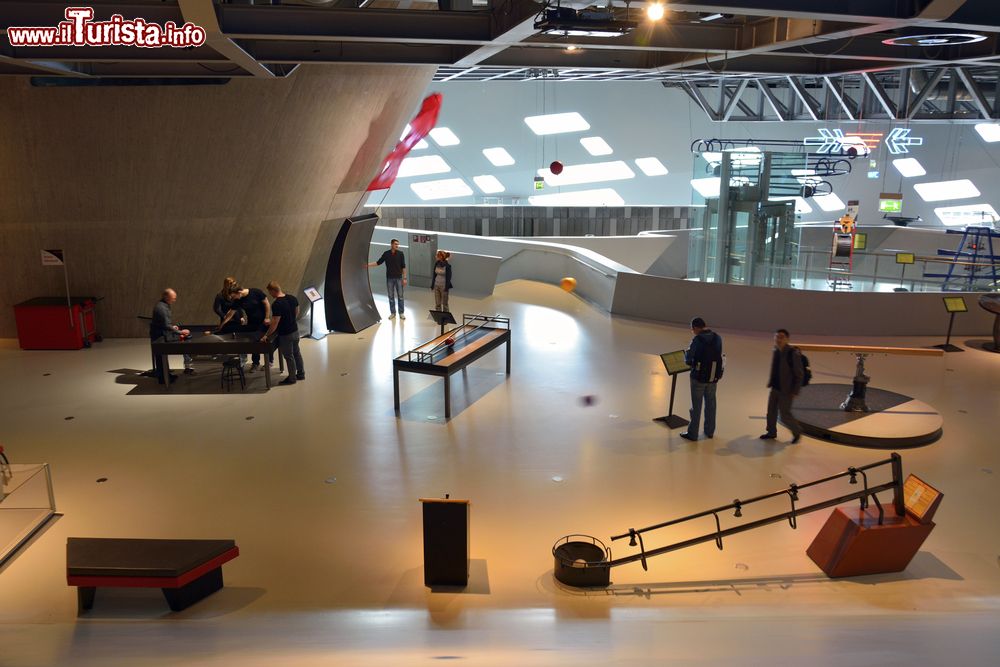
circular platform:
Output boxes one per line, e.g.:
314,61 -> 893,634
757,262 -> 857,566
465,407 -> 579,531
790,383 -> 943,449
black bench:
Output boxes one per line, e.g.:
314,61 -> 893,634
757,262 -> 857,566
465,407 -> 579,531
67,537 -> 240,613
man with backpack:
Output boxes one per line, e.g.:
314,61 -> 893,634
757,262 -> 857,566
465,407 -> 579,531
681,317 -> 723,442
761,328 -> 805,444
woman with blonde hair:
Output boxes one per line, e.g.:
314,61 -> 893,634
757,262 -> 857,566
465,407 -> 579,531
432,251 -> 453,312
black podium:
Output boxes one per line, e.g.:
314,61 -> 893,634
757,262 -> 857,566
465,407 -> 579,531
429,310 -> 457,336
420,497 -> 469,588
653,350 -> 691,429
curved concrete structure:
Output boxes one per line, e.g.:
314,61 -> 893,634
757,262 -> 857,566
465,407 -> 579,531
0,65 -> 435,337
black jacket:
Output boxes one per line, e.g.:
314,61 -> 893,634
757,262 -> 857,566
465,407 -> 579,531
432,260 -> 453,291
685,329 -> 723,383
149,300 -> 176,341
768,345 -> 804,395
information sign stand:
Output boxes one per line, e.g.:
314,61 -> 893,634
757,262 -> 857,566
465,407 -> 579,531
653,350 -> 691,429
933,296 -> 967,352
429,310 -> 457,336
303,287 -> 325,340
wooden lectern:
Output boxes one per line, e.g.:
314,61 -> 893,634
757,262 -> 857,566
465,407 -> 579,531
807,474 -> 942,578
419,497 -> 469,587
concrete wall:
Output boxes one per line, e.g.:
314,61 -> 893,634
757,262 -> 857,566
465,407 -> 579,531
611,272 -> 994,337
0,64 -> 435,338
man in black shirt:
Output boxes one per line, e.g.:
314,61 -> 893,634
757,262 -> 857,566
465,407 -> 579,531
219,286 -> 273,370
149,288 -> 190,384
261,281 -> 304,385
761,328 -> 804,444
366,238 -> 407,320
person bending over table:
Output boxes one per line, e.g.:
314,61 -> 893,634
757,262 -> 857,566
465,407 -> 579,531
261,281 -> 304,386
150,288 -> 190,384
218,286 -> 273,371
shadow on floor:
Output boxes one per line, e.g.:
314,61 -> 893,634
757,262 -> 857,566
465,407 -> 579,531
714,434 -> 793,458
71,586 -> 267,620
109,367 -> 272,395
963,338 -> 1000,353
394,368 -> 508,423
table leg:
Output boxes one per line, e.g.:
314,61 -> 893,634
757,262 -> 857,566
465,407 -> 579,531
393,369 -> 400,412
162,354 -> 171,392
264,360 -> 272,389
77,586 -> 96,614
506,339 -> 511,374
444,374 -> 451,420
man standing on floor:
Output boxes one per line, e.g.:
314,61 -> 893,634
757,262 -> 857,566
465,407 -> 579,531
761,328 -> 804,444
149,288 -> 190,384
366,238 -> 407,320
680,317 -> 723,442
261,282 -> 304,386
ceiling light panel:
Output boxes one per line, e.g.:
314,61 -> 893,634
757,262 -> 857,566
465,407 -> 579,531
974,123 -> 1000,143
934,203 -> 999,226
409,178 -> 472,201
429,127 -> 460,146
396,155 -> 451,178
635,157 -> 669,176
472,175 -> 505,194
482,147 -> 515,167
892,158 -> 926,178
537,160 -> 635,186
580,136 -> 613,156
523,112 -> 590,136
528,188 -> 625,206
914,179 -> 980,202
812,193 -> 845,212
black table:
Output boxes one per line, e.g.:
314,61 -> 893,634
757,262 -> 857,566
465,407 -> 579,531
393,315 -> 511,419
151,324 -> 276,390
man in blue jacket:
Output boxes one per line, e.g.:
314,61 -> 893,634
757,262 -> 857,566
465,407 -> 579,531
681,317 -> 723,441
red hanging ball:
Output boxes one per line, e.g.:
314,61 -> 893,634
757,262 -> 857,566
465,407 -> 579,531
549,160 -> 564,175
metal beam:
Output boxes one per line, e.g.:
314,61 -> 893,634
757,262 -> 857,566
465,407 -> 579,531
756,79 -> 788,120
179,0 -> 273,78
906,67 -> 947,118
823,75 -> 856,120
786,76 -> 820,120
722,79 -> 750,121
861,71 -> 898,118
680,82 -> 721,121
954,66 -> 994,119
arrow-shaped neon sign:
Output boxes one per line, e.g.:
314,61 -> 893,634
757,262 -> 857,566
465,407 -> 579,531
803,128 -> 871,156
885,128 -> 924,155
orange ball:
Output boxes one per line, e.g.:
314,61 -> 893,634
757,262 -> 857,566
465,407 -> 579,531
560,276 -> 577,292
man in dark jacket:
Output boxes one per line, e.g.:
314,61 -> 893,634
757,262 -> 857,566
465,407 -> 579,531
366,238 -> 407,320
761,328 -> 804,443
681,317 -> 723,441
149,288 -> 190,384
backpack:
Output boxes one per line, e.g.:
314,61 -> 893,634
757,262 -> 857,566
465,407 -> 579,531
692,332 -> 724,383
790,347 -> 812,387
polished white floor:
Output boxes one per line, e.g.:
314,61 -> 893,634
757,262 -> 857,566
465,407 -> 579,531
1,280 -> 998,666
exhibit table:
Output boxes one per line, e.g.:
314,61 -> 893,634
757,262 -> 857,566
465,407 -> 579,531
979,294 -> 1000,352
151,325 -> 277,391
393,314 -> 511,419
0,463 -> 57,567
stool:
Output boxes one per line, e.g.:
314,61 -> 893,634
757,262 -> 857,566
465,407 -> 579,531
221,357 -> 246,391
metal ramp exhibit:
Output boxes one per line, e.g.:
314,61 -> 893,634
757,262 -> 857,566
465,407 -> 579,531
552,454 -> 907,588
923,226 -> 1000,291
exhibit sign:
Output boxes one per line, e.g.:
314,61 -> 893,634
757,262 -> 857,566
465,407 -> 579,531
659,350 -> 690,376
853,233 -> 867,250
303,287 -> 322,303
895,252 -> 915,265
943,296 -> 968,313
40,249 -> 64,266
903,474 -> 943,523
879,193 -> 903,213
846,200 -> 861,219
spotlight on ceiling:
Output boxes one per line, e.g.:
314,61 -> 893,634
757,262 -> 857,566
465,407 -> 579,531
882,33 -> 987,47
647,3 -> 665,21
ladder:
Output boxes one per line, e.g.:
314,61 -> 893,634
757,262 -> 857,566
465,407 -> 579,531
923,226 -> 1000,291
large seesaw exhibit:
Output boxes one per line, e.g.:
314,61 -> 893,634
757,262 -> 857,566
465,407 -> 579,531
552,453 -> 942,588
793,344 -> 945,448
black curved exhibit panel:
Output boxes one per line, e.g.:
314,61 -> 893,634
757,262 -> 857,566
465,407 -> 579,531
324,213 -> 380,333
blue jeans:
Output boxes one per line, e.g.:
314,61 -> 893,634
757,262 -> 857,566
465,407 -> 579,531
387,278 -> 404,315
687,379 -> 717,437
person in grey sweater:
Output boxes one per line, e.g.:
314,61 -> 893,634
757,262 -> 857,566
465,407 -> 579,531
760,328 -> 804,444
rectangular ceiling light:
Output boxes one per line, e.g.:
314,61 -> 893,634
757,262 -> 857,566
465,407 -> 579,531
934,203 -> 999,226
537,160 -> 635,186
399,124 -> 428,149
914,179 -> 980,202
690,177 -> 721,198
409,178 -> 472,201
472,175 -> 505,194
523,112 -> 590,136
528,188 -> 624,206
974,123 -> 1000,143
892,158 -> 926,178
482,147 -> 515,167
580,136 -> 613,156
429,127 -> 460,146
396,155 -> 451,178
634,157 -> 669,176
812,193 -> 846,212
